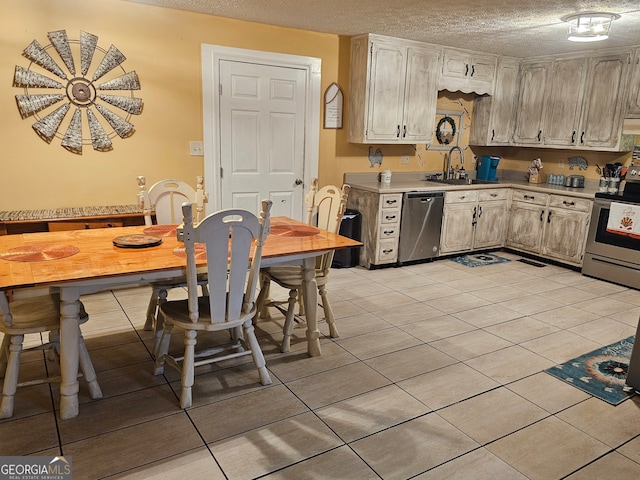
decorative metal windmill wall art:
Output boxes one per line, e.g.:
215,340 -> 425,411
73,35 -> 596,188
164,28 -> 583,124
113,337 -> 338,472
13,30 -> 143,154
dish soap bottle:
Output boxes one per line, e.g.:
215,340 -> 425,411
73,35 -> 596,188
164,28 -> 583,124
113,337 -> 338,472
459,166 -> 466,180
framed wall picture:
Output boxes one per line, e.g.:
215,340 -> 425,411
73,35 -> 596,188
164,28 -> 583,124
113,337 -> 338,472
324,82 -> 343,129
431,109 -> 463,150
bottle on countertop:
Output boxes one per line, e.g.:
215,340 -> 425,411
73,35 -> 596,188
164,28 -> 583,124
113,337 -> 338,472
458,166 -> 466,179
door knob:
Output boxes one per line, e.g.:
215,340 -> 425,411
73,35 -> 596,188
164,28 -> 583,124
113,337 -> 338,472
295,179 -> 303,185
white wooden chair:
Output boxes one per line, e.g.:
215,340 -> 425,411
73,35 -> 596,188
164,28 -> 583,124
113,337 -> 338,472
153,200 -> 273,409
136,176 -> 209,354
0,291 -> 102,418
255,179 -> 350,352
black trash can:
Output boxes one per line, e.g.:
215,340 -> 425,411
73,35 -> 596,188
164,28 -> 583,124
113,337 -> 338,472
331,209 -> 361,268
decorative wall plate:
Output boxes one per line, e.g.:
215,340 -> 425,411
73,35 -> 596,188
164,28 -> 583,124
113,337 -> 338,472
13,30 -> 143,154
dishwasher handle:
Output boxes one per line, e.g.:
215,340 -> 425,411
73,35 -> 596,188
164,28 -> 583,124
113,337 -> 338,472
403,191 -> 444,200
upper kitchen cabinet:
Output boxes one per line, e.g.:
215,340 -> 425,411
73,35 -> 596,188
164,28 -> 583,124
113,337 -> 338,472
626,47 -> 640,117
348,34 -> 440,144
512,61 -> 551,145
543,52 -> 632,150
511,50 -> 634,151
469,57 -> 520,146
438,48 -> 497,95
541,57 -> 589,147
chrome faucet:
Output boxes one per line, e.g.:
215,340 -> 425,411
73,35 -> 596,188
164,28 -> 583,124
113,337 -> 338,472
445,146 -> 464,179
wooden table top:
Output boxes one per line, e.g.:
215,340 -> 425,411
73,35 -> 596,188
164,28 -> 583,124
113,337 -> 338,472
0,216 -> 362,291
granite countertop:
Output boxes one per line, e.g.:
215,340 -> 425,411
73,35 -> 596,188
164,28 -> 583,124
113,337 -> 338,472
344,171 -> 601,199
0,205 -> 144,222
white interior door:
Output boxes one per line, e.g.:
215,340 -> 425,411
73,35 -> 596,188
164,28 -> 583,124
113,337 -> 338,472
201,45 -> 321,221
219,60 -> 305,217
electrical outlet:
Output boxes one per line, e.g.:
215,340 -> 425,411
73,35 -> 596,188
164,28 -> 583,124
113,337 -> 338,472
558,159 -> 564,168
189,141 -> 204,156
401,155 -> 410,165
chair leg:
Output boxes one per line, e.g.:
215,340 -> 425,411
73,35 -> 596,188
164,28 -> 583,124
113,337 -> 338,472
153,323 -> 174,376
78,335 -> 103,400
281,288 -> 299,353
152,309 -> 165,359
143,286 -> 161,331
0,334 -> 24,419
180,329 -> 197,409
0,334 -> 9,378
47,330 -> 61,362
256,275 -> 272,320
243,320 -> 272,386
318,284 -> 339,338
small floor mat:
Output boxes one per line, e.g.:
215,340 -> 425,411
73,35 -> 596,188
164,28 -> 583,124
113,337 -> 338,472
517,258 -> 547,267
545,336 -> 636,405
450,253 -> 511,268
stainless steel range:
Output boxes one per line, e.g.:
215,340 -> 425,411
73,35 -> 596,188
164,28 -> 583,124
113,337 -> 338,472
582,165 -> 640,289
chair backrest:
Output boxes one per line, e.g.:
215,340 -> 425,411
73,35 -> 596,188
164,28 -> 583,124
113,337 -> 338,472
304,178 -> 351,272
137,176 -> 208,226
180,200 -> 272,324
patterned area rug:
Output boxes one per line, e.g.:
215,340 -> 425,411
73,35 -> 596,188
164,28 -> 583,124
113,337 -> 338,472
545,336 -> 636,405
450,253 -> 511,268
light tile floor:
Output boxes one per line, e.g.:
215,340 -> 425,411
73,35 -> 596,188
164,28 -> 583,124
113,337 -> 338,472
2,251 -> 640,479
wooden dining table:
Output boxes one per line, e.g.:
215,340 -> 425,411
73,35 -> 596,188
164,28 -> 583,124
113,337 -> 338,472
0,216 -> 361,419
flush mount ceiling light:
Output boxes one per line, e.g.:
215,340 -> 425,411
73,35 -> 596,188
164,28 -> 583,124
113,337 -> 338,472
562,12 -> 620,42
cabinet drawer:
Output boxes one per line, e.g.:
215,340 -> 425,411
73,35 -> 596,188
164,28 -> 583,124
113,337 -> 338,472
380,194 -> 402,209
376,239 -> 398,262
378,225 -> 399,240
445,190 -> 478,204
379,209 -> 400,225
548,195 -> 592,212
511,190 -> 548,206
478,189 -> 509,202
48,220 -> 124,231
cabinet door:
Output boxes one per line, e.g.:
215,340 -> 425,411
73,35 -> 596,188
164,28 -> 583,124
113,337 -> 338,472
470,58 -> 519,146
440,203 -> 475,254
474,200 -> 507,249
513,62 -> 550,145
627,49 -> 640,118
366,42 -> 406,141
439,49 -> 496,95
579,52 -> 631,148
402,47 -> 440,142
542,57 -> 588,146
541,208 -> 589,264
506,202 -> 545,253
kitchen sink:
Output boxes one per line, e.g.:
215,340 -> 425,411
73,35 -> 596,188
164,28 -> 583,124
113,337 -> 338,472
427,178 -> 499,186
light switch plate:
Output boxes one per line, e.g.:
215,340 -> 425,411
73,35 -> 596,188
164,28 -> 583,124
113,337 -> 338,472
401,155 -> 410,164
189,141 -> 204,156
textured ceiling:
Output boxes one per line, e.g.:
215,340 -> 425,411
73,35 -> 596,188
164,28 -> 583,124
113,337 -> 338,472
124,0 -> 640,57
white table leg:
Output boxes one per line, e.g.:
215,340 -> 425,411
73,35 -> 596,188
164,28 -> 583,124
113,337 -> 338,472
301,257 -> 321,356
59,286 -> 81,419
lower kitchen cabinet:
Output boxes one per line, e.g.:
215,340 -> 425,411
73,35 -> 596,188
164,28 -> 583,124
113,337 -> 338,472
440,190 -> 478,254
506,189 -> 592,266
347,188 -> 402,268
474,189 -> 509,249
506,190 -> 548,252
440,188 -> 507,255
541,195 -> 592,265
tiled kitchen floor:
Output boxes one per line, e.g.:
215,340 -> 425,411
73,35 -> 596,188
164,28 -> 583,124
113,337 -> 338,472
2,250 -> 640,479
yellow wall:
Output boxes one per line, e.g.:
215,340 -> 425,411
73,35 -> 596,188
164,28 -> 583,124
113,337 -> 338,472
1,0 -> 346,210
1,0 -> 635,211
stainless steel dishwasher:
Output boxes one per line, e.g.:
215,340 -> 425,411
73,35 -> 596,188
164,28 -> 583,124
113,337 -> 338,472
398,191 -> 444,264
